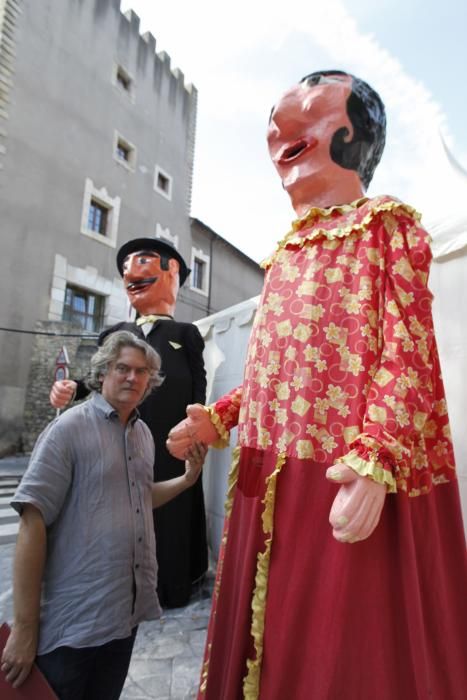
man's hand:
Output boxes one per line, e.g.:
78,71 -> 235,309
167,404 -> 219,460
326,464 -> 386,543
184,442 -> 208,487
0,622 -> 38,688
49,379 -> 77,409
151,441 -> 208,508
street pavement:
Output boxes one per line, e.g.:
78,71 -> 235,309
0,455 -> 214,699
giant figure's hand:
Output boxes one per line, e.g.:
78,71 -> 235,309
0,622 -> 38,688
167,404 -> 219,460
326,464 -> 386,543
49,380 -> 77,409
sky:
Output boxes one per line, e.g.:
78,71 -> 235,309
121,0 -> 467,263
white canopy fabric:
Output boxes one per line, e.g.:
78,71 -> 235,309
429,223 -> 467,528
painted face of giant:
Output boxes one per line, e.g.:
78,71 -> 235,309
123,250 -> 180,316
267,74 -> 363,214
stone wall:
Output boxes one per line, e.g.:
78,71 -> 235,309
22,321 -> 99,452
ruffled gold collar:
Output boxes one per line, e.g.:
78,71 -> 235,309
261,195 -> 420,269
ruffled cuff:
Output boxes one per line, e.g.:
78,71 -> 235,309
206,405 -> 230,449
342,442 -> 397,493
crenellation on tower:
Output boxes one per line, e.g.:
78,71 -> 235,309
141,30 -> 156,52
157,50 -> 171,71
136,33 -> 150,73
111,6 -> 196,103
123,8 -> 140,33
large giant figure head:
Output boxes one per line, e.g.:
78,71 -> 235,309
116,238 -> 190,317
267,70 -> 386,214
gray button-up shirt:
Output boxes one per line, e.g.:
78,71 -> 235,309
12,392 -> 161,654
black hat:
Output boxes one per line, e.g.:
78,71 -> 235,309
116,238 -> 190,286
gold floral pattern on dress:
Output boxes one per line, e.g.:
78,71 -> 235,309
208,197 -> 456,496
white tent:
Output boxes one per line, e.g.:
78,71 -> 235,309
429,191 -> 467,524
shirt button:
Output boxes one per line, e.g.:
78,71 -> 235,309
138,537 -> 142,543
135,564 -> 140,569
136,508 -> 140,513
129,456 -> 132,461
131,482 -> 135,487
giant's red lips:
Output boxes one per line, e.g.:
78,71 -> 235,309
277,137 -> 318,165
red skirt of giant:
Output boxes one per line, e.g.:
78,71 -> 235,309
198,447 -> 467,700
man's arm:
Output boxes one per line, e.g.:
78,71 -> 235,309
152,442 -> 207,508
0,504 -> 46,688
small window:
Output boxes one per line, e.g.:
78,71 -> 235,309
192,258 -> 205,290
154,165 -> 173,200
157,172 -> 169,192
112,64 -> 135,102
63,285 -> 104,332
87,199 -> 108,236
80,178 -> 121,248
113,132 -> 136,171
117,141 -> 130,162
190,247 -> 210,296
116,66 -> 131,92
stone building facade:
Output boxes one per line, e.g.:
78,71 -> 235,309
0,0 -> 263,453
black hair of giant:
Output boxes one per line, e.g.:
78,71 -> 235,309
300,70 -> 386,189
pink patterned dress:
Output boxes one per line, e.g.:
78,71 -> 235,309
199,196 -> 466,700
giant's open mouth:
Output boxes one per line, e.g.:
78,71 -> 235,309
126,276 -> 158,292
278,138 -> 316,164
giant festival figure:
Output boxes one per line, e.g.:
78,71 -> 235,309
167,71 -> 467,698
50,239 -> 208,608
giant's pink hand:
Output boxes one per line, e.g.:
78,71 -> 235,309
49,380 -> 77,409
166,404 -> 219,460
326,464 -> 386,543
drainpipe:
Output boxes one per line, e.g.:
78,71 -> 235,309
207,233 -> 214,315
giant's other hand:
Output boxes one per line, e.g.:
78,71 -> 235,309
49,379 -> 77,409
0,623 -> 38,688
167,404 -> 219,460
326,464 -> 386,543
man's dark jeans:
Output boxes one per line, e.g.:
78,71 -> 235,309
36,628 -> 137,700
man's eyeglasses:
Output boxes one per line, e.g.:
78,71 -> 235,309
113,363 -> 150,378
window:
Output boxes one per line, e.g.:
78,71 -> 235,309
190,247 -> 210,296
114,64 -> 133,92
157,171 -> 169,192
116,67 -> 131,92
112,64 -> 135,102
113,132 -> 136,171
117,142 -> 130,162
63,285 -> 104,332
154,165 -> 173,200
87,199 -> 108,235
80,178 -> 121,248
193,258 -> 205,290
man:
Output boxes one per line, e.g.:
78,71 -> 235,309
50,239 -> 208,608
1,331 -> 207,699
167,71 -> 467,698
